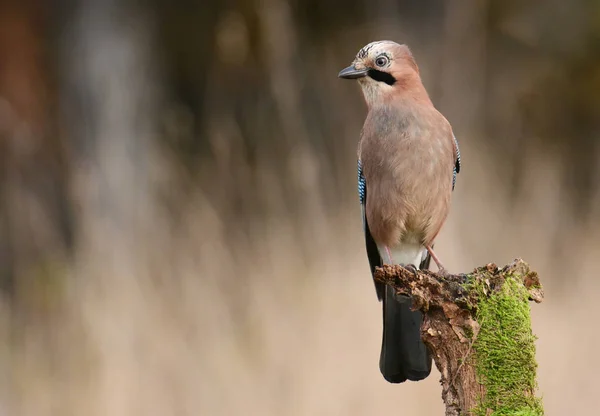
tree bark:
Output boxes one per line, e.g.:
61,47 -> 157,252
375,259 -> 544,416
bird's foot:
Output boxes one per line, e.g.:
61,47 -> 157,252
436,267 -> 449,276
401,263 -> 418,277
403,263 -> 418,273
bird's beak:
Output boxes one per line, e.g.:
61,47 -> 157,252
338,65 -> 368,79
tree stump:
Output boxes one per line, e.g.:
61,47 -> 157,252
375,259 -> 544,416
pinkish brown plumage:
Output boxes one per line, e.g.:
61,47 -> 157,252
360,83 -> 455,252
339,40 -> 461,384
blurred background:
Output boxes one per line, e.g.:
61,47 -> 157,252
1,0 -> 599,414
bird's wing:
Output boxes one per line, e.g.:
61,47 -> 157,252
358,159 -> 385,301
452,133 -> 461,190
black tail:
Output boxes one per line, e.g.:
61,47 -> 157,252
378,253 -> 432,383
379,285 -> 432,383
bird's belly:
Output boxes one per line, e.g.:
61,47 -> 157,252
366,171 -> 450,248
377,240 -> 425,268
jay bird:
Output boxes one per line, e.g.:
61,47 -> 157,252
338,40 -> 461,383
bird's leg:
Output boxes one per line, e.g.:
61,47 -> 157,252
425,244 -> 447,274
384,246 -> 394,265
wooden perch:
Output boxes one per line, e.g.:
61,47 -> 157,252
375,259 -> 544,416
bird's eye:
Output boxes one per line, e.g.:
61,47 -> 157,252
375,56 -> 389,67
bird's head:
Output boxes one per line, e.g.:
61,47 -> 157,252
338,40 -> 422,107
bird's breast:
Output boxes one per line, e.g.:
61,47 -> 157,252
360,108 -> 454,248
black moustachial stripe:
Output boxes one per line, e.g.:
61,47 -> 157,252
368,69 -> 396,85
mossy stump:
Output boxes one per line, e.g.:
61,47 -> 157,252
375,259 -> 544,416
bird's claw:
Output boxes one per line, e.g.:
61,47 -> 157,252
402,263 -> 418,276
436,267 -> 449,276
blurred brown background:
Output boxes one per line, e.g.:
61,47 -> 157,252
1,0 -> 599,414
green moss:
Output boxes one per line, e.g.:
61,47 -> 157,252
470,275 -> 544,416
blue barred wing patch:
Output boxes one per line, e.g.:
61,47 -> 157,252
358,159 -> 366,204
452,134 -> 461,191
452,167 -> 457,190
